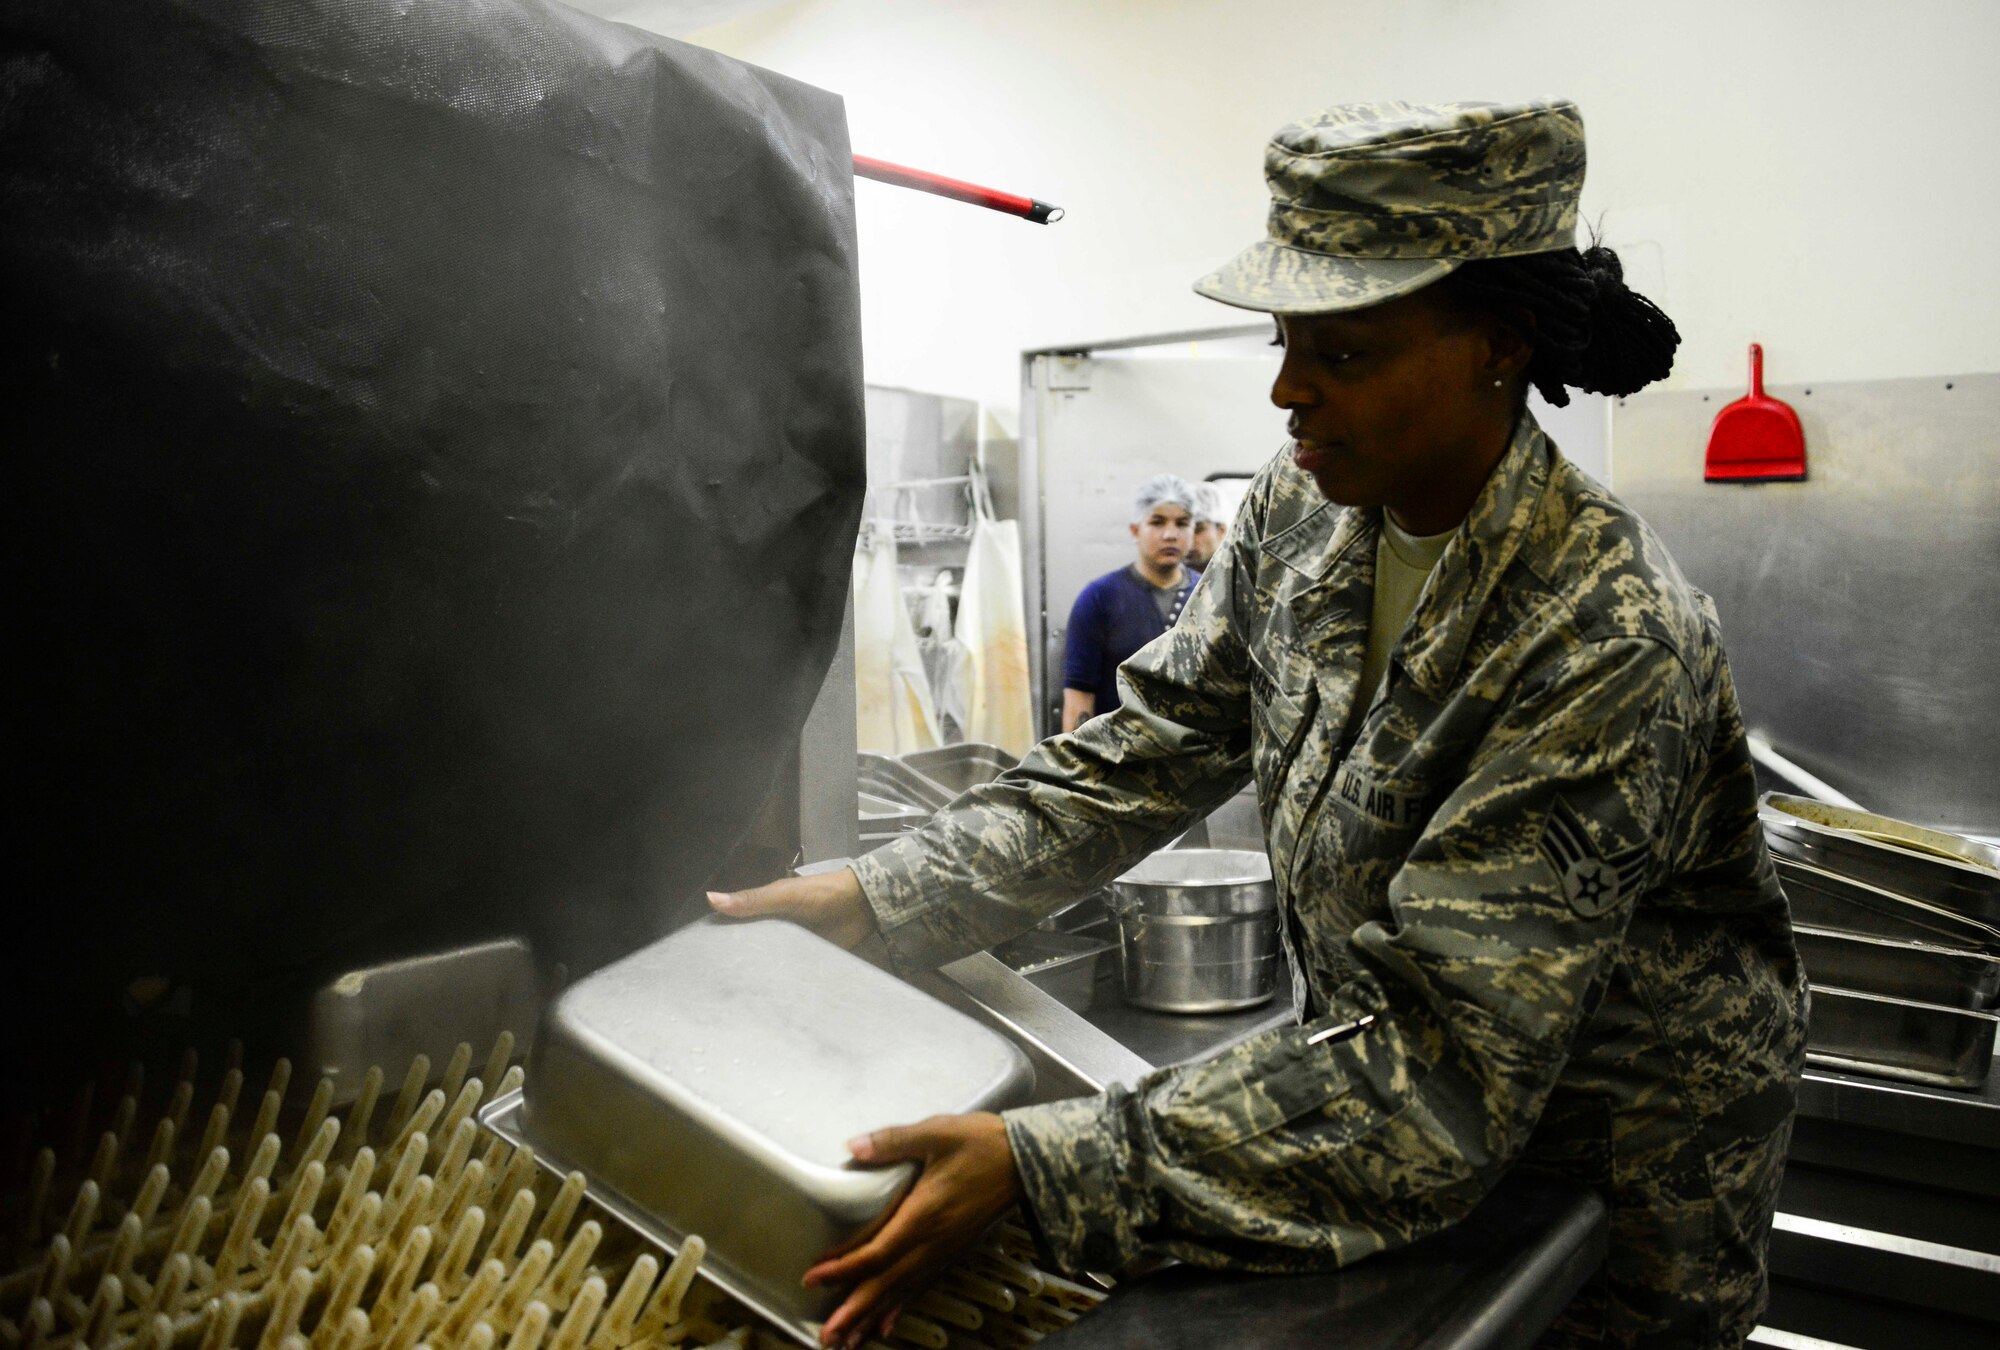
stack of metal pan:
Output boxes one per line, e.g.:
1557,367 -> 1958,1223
1762,793 -> 2000,1089
856,744 -> 1019,849
857,752 -> 949,848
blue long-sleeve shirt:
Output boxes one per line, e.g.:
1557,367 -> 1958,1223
1062,565 -> 1198,715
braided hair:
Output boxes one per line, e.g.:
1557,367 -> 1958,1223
1441,245 -> 1680,407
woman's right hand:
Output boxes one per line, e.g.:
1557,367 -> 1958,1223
707,867 -> 879,951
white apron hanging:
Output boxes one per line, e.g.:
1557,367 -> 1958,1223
918,569 -> 970,743
956,465 -> 1035,757
853,527 -> 940,755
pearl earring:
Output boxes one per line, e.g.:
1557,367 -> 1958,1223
1492,378 -> 1503,387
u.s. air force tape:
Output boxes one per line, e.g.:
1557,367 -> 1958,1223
1331,763 -> 1428,829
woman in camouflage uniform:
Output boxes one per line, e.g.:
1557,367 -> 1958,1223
715,100 -> 1808,1350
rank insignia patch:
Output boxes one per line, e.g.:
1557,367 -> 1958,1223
1537,796 -> 1649,918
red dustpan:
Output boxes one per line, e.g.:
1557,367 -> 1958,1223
1705,342 -> 1806,481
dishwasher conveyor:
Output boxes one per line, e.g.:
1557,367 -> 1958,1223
2,1005 -> 1612,1350
0,1040 -> 1103,1350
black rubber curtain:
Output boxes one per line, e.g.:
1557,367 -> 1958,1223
0,0 -> 865,1086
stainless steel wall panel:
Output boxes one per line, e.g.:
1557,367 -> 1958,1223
1612,375 -> 2000,835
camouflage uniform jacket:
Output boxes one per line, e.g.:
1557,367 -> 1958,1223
852,413 -> 1809,1349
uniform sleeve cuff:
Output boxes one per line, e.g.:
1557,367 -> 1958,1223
1002,1095 -> 1144,1275
849,843 -> 957,973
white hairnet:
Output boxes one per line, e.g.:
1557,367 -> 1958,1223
1190,481 -> 1226,526
1132,473 -> 1198,524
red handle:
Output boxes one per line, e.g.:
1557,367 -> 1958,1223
852,154 -> 1064,224
1749,342 -> 1765,397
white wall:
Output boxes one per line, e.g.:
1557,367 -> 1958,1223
611,0 -> 2000,427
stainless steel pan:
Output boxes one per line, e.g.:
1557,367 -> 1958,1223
1804,984 -> 1998,1090
482,917 -> 1033,1346
1761,793 -> 2000,934
898,742 -> 1018,794
1762,793 -> 2000,870
1794,924 -> 2000,1010
1775,855 -> 2000,950
856,752 -> 954,811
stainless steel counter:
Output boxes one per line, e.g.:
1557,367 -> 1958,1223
1058,947 -> 1296,1070
1002,918 -> 2000,1149
925,940 -> 1295,1100
940,895 -> 1998,1348
1038,1169 -> 1606,1350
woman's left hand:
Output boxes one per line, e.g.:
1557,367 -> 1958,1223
806,1112 -> 1022,1349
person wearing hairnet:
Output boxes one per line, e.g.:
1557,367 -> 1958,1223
1057,474 -> 1202,733
1185,480 -> 1229,571
714,100 -> 1805,1350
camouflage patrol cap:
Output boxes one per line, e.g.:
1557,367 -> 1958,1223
1195,99 -> 1585,315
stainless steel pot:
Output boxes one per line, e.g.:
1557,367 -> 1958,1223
1109,848 -> 1279,1013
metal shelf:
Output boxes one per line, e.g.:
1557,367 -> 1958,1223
886,520 -> 973,544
